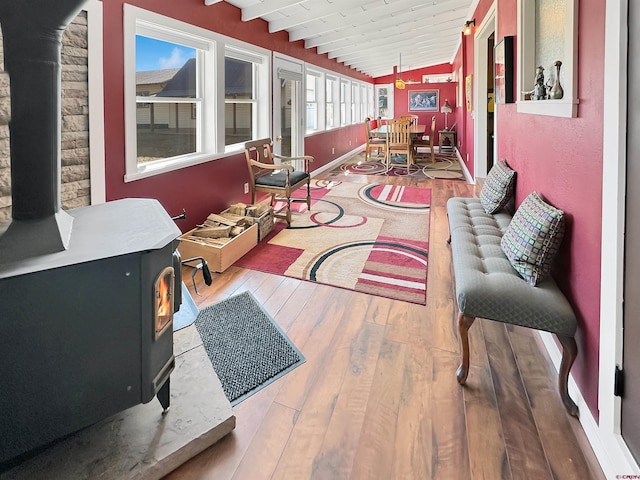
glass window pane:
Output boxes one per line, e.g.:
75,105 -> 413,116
225,102 -> 253,146
136,102 -> 197,163
136,35 -> 196,99
226,57 -> 254,99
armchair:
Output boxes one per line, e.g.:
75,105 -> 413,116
244,138 -> 313,226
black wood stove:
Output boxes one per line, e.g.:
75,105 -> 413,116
0,0 -> 182,467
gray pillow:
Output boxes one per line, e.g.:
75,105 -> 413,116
480,159 -> 516,214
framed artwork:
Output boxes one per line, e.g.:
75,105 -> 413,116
408,90 -> 438,111
465,74 -> 473,112
494,35 -> 514,104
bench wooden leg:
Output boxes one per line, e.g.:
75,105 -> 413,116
456,313 -> 476,385
557,334 -> 579,418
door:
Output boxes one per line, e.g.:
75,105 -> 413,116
273,54 -> 304,166
621,0 -> 640,463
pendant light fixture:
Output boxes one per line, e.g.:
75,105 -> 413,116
395,53 -> 406,89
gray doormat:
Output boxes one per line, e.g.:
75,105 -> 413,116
195,291 -> 305,405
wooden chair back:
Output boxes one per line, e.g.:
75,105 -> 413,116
401,114 -> 419,126
386,118 -> 412,171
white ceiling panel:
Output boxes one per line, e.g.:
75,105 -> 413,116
214,0 -> 477,78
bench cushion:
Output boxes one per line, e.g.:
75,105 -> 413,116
450,226 -> 577,336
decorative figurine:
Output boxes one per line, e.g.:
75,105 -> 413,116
533,65 -> 547,100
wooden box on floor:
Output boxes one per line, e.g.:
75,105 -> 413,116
178,223 -> 258,273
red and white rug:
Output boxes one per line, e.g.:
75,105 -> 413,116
235,181 -> 431,304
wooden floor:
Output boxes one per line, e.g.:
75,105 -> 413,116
165,170 -> 604,480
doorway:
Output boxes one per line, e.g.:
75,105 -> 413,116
473,4 -> 496,179
273,53 -> 304,166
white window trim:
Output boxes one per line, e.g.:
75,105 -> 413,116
516,0 -> 579,118
123,5 -> 270,182
305,68 -> 322,133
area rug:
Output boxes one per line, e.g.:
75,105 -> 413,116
327,150 -> 465,180
195,291 -> 305,405
235,182 -> 431,304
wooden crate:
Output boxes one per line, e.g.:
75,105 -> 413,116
178,223 -> 257,273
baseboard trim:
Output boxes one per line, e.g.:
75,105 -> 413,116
538,331 -> 637,479
310,145 -> 362,177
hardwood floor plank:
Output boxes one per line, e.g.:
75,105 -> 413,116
392,341 -> 434,480
308,318 -> 386,479
231,401 -> 298,480
272,292 -> 373,479
461,321 -> 512,480
508,327 -> 598,480
430,349 -> 470,480
350,338 -> 408,480
482,320 -> 553,479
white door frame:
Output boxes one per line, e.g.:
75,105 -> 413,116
272,53 -> 304,158
598,0 -> 640,476
473,3 -> 496,179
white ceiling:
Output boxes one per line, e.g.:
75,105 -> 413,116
206,0 -> 477,78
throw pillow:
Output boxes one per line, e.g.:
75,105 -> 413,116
500,191 -> 565,286
480,159 -> 516,214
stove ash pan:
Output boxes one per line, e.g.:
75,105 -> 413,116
0,201 -> 181,466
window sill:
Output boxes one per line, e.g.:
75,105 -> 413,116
516,98 -> 579,118
124,152 -> 221,182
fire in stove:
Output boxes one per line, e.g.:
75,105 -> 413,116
155,266 -> 175,339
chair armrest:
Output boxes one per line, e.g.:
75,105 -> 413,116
250,159 -> 294,172
273,154 -> 314,163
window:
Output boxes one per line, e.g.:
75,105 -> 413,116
306,73 -> 318,133
134,34 -> 202,168
124,6 -> 270,181
340,80 -> 349,126
326,76 -> 337,129
351,83 -> 358,123
516,0 -> 578,117
225,47 -> 264,149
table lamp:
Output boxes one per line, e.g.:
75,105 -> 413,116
441,99 -> 453,130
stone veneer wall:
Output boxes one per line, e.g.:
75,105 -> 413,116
0,10 -> 91,224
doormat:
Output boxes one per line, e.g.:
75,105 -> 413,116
236,182 -> 430,304
195,291 -> 305,405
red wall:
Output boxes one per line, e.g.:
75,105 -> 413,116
102,0 -> 370,231
467,0 -> 605,418
375,64 -> 457,143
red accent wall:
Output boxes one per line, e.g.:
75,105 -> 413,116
467,0 -> 605,418
102,0 -> 371,231
375,64 -> 457,143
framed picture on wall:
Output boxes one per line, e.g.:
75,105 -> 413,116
408,90 -> 439,111
494,35 -> 514,104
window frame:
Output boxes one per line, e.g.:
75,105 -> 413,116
123,5 -> 270,182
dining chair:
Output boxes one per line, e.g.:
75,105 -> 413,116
385,118 -> 413,173
364,117 -> 386,161
400,114 -> 419,126
413,115 -> 437,163
244,138 -> 313,226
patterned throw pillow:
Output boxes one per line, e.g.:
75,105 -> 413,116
500,191 -> 565,286
480,159 -> 516,214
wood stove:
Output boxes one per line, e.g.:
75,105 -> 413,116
0,0 -> 182,467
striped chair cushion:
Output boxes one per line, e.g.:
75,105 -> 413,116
480,159 -> 516,214
500,191 -> 565,286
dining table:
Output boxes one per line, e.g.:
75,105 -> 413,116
370,123 -> 426,137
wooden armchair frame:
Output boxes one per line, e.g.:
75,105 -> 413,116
365,118 -> 386,161
244,138 -> 313,226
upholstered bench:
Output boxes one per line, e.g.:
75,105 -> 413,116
447,161 -> 579,417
